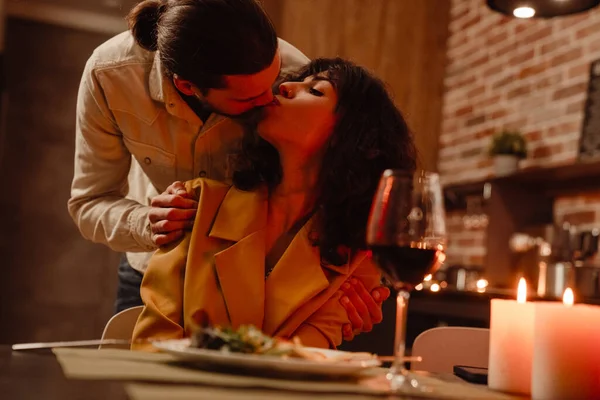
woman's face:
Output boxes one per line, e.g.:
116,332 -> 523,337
257,74 -> 338,157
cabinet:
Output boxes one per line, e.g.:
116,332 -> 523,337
444,160 -> 600,288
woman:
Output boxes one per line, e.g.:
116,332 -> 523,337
132,58 -> 417,350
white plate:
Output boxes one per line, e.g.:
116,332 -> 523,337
153,338 -> 381,377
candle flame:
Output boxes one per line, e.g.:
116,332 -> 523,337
517,278 -> 527,303
423,274 -> 432,282
476,279 -> 488,290
563,288 -> 574,306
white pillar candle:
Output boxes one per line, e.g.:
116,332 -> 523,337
488,278 -> 535,395
532,289 -> 600,400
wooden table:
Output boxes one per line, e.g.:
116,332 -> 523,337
0,346 -> 128,399
1,345 -> 520,400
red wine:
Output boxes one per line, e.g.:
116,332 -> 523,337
370,245 -> 445,290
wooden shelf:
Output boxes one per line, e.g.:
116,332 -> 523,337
444,180 -> 486,211
443,159 -> 600,211
442,159 -> 600,288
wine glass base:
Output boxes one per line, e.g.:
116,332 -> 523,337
386,370 -> 433,394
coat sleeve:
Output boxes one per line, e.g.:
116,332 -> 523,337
132,179 -> 226,351
131,232 -> 191,351
290,255 -> 381,349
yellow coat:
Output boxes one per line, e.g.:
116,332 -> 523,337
132,179 -> 381,351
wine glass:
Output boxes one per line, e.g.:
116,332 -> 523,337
366,170 -> 447,392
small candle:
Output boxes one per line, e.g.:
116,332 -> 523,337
488,278 -> 535,394
531,289 -> 600,400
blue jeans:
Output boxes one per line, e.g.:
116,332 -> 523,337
114,255 -> 144,314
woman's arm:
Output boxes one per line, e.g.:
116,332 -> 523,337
292,292 -> 347,348
339,277 -> 390,340
290,255 -> 382,349
131,233 -> 191,351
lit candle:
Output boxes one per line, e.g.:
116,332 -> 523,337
488,278 -> 535,394
531,289 -> 600,400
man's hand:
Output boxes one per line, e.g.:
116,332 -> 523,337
148,181 -> 198,246
339,279 -> 391,341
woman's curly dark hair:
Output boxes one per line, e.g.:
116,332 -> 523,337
233,57 -> 417,266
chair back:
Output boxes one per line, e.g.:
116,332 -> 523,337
99,306 -> 144,349
411,326 -> 490,373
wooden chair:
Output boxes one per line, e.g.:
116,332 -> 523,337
99,306 -> 144,349
411,326 -> 489,373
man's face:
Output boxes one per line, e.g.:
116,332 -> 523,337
198,50 -> 282,117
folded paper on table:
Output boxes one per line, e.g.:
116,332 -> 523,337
53,348 -> 521,400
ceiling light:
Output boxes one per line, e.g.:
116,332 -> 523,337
513,6 -> 536,18
487,0 -> 600,18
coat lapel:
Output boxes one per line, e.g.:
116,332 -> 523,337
205,185 -> 357,336
262,222 -> 351,336
209,186 -> 268,330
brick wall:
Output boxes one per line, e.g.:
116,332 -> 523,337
445,210 -> 487,267
440,0 -> 600,267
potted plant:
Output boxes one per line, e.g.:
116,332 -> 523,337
488,130 -> 527,176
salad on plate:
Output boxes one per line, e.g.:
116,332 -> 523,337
189,323 -> 376,363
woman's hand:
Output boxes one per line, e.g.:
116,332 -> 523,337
148,181 -> 198,246
339,279 -> 390,341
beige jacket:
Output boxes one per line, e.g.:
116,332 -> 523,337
68,31 -> 309,272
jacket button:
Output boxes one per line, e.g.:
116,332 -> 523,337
199,171 -> 207,177
144,157 -> 151,165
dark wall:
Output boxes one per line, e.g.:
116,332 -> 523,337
0,18 -> 120,343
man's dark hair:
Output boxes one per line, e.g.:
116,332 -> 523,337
128,0 -> 278,92
233,58 -> 418,266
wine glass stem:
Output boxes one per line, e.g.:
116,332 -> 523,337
391,289 -> 411,380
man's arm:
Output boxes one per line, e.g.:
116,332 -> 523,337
67,55 -> 155,252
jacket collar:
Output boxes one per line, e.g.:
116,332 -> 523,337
148,53 -> 202,125
208,185 -> 269,242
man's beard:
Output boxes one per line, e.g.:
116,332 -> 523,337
199,98 -> 267,130
193,96 -> 266,127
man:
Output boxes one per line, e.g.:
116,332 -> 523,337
68,0 -> 388,340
